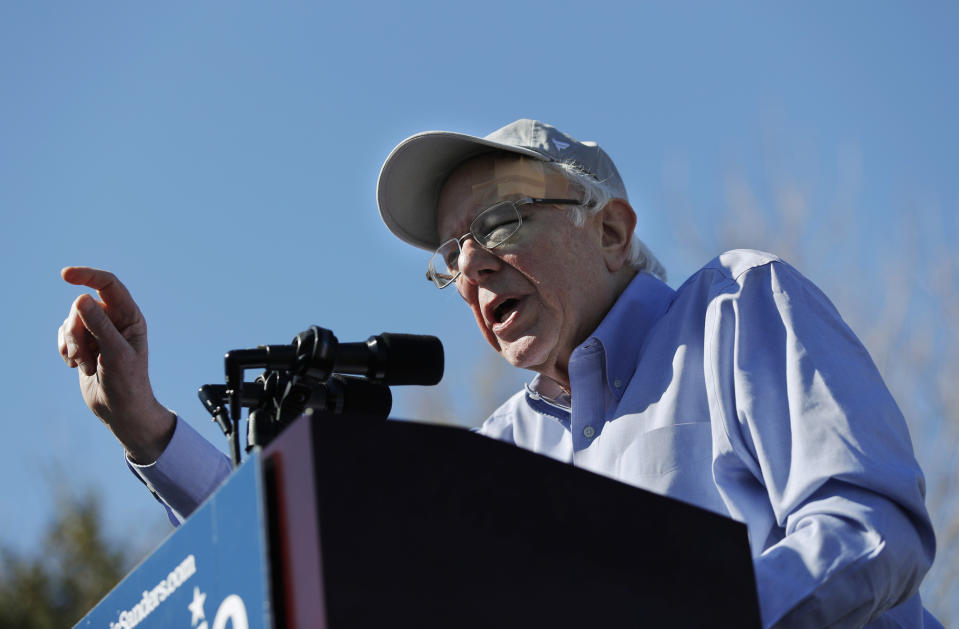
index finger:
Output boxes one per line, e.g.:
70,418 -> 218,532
61,266 -> 138,314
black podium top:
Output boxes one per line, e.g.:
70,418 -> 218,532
278,414 -> 760,628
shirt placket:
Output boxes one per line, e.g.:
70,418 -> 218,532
568,341 -> 607,452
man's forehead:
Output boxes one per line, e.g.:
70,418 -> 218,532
468,158 -> 551,200
438,155 -> 570,232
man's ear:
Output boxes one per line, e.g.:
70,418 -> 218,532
598,198 -> 637,272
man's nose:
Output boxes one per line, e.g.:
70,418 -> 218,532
458,237 -> 501,284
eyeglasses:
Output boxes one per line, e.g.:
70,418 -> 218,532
426,197 -> 588,289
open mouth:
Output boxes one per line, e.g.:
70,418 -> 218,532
493,298 -> 520,323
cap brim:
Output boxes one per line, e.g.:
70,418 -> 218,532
377,130 -> 548,251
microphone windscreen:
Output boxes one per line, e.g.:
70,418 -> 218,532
338,376 -> 393,417
306,375 -> 393,418
378,333 -> 444,386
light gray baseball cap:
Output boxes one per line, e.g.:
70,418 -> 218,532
377,119 -> 629,252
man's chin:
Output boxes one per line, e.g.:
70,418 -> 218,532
497,336 -> 552,372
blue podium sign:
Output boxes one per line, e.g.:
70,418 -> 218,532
77,454 -> 273,629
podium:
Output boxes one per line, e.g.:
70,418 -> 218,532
78,414 -> 762,628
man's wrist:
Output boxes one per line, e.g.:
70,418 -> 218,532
123,405 -> 177,465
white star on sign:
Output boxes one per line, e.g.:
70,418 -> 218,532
188,586 -> 207,626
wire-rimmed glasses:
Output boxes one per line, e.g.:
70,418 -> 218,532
426,197 -> 586,289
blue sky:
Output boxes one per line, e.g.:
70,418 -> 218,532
2,1 -> 957,619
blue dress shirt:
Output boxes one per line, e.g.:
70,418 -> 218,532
479,250 -> 939,628
132,250 -> 941,628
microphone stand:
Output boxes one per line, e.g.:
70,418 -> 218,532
198,326 -> 394,468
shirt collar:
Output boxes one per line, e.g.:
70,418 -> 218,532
528,271 -> 676,405
590,271 -> 675,398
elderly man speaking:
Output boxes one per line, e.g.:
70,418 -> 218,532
59,119 -> 941,628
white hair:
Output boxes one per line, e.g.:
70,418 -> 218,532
549,161 -> 667,282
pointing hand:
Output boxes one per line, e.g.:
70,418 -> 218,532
58,267 -> 175,463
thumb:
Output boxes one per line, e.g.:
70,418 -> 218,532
75,294 -> 131,356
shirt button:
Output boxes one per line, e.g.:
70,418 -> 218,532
613,378 -> 623,389
583,425 -> 596,439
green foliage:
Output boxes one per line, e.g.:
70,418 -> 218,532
0,492 -> 132,629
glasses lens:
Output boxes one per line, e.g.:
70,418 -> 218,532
428,238 -> 461,288
471,202 -> 522,248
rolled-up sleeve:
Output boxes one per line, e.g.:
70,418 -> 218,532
705,259 -> 937,627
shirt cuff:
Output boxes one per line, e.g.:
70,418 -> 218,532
128,415 -> 232,523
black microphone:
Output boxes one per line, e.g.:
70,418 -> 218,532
306,375 -> 393,417
332,333 -> 444,386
